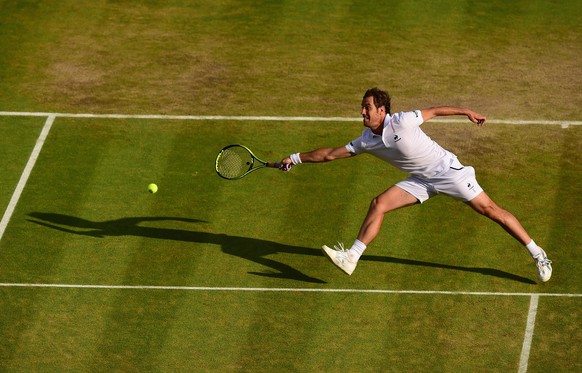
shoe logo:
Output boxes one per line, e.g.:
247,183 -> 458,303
394,135 -> 401,142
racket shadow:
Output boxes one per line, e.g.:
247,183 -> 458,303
27,212 -> 326,284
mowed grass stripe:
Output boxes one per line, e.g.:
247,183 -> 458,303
7,118 -> 221,284
0,117 -> 47,212
0,286 -> 551,371
1,119 -> 579,293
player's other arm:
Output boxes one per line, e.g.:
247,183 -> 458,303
421,106 -> 486,126
280,146 -> 354,168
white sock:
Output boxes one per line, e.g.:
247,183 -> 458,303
347,239 -> 367,262
525,240 -> 543,258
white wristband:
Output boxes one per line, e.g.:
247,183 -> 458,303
290,153 -> 302,165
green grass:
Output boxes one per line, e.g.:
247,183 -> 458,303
0,0 -> 581,372
0,118 -> 580,372
0,288 -> 543,372
0,0 -> 580,118
0,116 -> 46,209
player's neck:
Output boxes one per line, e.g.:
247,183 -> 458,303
371,125 -> 383,135
370,114 -> 386,135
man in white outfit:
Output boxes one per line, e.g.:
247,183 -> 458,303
280,87 -> 552,282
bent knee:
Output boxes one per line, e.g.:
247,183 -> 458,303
469,194 -> 502,217
369,196 -> 383,213
473,199 -> 509,221
480,203 -> 501,218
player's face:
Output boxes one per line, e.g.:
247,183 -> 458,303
361,96 -> 385,133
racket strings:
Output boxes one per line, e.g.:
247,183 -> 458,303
217,147 -> 252,179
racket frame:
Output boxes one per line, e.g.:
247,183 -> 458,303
215,144 -> 279,180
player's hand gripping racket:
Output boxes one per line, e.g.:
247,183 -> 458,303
215,144 -> 288,180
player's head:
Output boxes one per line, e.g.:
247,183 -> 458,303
361,87 -> 390,131
363,87 -> 391,115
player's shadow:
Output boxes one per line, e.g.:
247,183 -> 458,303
363,255 -> 536,284
27,212 -> 326,284
27,212 -> 535,285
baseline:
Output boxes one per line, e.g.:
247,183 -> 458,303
0,283 -> 580,297
0,111 -> 580,126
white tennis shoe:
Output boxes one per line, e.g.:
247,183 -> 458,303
534,248 -> 552,282
321,242 -> 358,275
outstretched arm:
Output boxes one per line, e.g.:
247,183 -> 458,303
421,106 -> 486,126
280,146 -> 354,169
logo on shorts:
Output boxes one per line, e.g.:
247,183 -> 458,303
467,182 -> 476,192
394,135 -> 402,142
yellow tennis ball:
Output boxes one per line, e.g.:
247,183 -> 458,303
147,183 -> 158,194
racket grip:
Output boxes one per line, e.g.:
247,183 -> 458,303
268,162 -> 291,170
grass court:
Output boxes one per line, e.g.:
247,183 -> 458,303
0,1 -> 580,372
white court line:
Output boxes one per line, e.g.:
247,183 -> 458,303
0,283 -> 580,297
519,294 -> 540,373
0,115 -> 55,242
0,111 -> 580,126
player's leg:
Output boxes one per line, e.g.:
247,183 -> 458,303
466,191 -> 531,245
432,162 -> 552,282
466,191 -> 552,281
434,164 -> 537,250
321,185 -> 419,275
357,185 -> 420,245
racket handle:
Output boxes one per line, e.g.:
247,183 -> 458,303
268,162 -> 291,170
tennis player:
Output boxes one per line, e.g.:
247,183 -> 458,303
280,87 -> 552,282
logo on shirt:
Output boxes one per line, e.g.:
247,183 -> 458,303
393,135 -> 402,143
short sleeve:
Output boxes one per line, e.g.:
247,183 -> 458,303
346,137 -> 363,154
393,110 -> 424,128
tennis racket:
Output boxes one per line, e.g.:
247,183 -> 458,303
215,144 -> 287,180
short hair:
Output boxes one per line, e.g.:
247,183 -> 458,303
363,87 -> 391,115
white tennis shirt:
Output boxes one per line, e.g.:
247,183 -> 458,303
345,110 -> 457,179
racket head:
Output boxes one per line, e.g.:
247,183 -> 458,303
215,144 -> 255,180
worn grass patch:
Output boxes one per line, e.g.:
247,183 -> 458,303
0,1 -> 580,118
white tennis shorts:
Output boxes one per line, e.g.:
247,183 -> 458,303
396,159 -> 483,203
